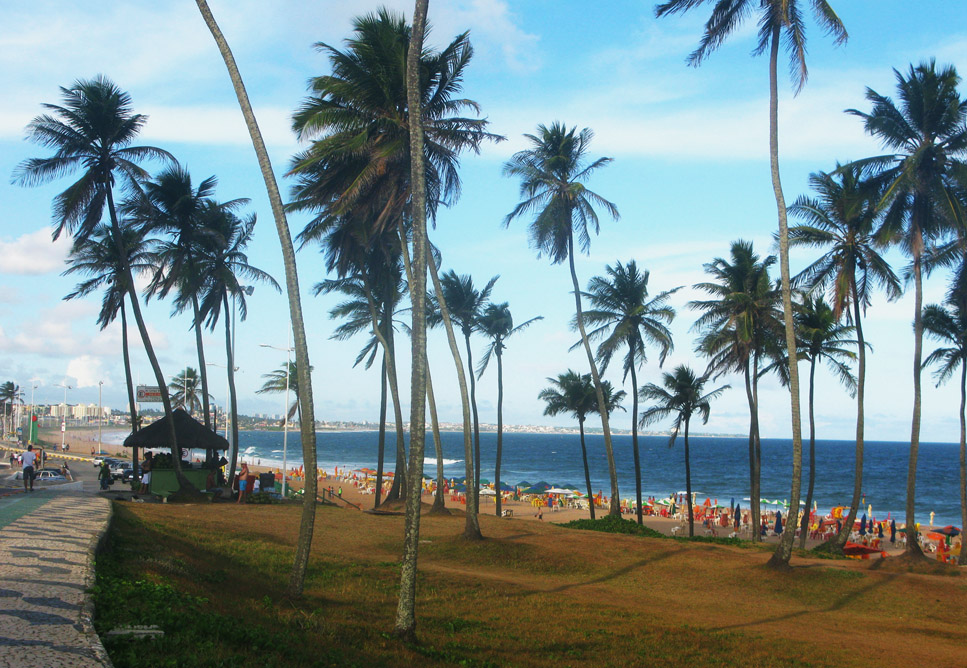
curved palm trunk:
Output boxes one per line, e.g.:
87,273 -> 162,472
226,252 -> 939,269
959,355 -> 967,565
465,332 -> 482,511
684,415 -> 694,537
830,278 -> 866,552
766,23 -> 805,569
494,344 -> 504,517
396,0 -> 430,638
744,361 -> 760,542
904,246 -> 926,558
376,352 -> 387,507
422,238 -> 480,539
222,292 -> 241,489
567,229 -> 619,515
120,302 -> 139,480
799,355 -> 817,549
107,188 -> 190,491
630,359 -> 643,525
191,294 -> 212,432
579,417 -> 594,520
196,0 -> 318,595
426,363 -> 447,513
359,274 -> 406,504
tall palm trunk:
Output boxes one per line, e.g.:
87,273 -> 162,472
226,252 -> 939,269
494,343 -> 504,517
376,352 -> 387,507
359,275 -> 406,504
196,0 -> 318,595
107,188 -> 189,490
904,244 -> 926,558
684,415 -> 694,537
395,0 -> 430,639
959,355 -> 967,565
222,292 -> 241,489
830,278 -> 866,551
426,363 -> 448,513
191,290 -> 212,431
744,361 -> 760,542
629,352 -> 643,525
418,234 -> 480,539
120,301 -> 139,480
799,355 -> 817,548
567,228 -> 619,515
464,332 -> 482,511
766,23 -> 805,569
579,417 -> 594,520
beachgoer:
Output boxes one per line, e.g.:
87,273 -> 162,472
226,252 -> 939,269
21,445 -> 37,492
890,519 -> 896,544
98,461 -> 111,490
338,487 -> 343,498
537,507 -> 543,521
237,463 -> 250,503
91,446 -> 95,456
139,452 -> 153,495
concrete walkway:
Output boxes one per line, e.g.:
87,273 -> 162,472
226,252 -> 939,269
0,483 -> 112,667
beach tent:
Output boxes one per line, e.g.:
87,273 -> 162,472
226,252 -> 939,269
123,408 -> 229,454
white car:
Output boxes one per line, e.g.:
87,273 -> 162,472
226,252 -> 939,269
8,470 -> 67,482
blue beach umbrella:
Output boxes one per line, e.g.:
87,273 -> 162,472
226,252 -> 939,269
859,514 -> 867,536
517,480 -> 532,489
775,510 -> 783,534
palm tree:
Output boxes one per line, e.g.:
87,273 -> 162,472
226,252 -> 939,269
477,302 -> 542,517
581,260 -> 678,525
288,9 -> 500,540
396,0 -> 430,641
640,366 -> 730,537
691,240 -> 783,541
656,0 -> 848,568
10,76 -> 195,490
788,163 -> 900,552
504,122 -> 622,515
847,60 -> 967,558
792,295 -> 858,548
63,221 -> 154,475
431,270 -> 498,509
539,371 -> 625,519
195,0 -> 319,597
169,367 -> 205,415
257,362 -> 310,421
0,382 -> 22,438
131,165 -> 239,432
316,253 -> 409,506
922,271 -> 967,565
196,203 -> 279,487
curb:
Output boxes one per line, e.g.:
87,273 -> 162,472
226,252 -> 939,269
78,497 -> 115,668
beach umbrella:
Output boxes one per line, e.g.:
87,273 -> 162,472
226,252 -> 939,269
498,482 -> 515,492
545,488 -> 576,496
479,478 -> 491,486
775,510 -> 783,534
479,488 -> 497,496
517,480 -> 532,488
562,484 -> 581,491
890,519 -> 896,542
933,525 -> 962,537
532,481 -> 552,491
859,514 -> 867,536
522,486 -> 547,495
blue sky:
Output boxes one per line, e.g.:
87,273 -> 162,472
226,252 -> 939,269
1,1 -> 965,441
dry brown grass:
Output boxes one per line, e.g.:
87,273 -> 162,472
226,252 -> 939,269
96,500 -> 967,667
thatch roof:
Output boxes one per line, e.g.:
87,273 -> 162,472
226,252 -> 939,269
123,408 -> 230,451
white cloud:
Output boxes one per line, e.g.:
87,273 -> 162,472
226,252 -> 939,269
0,229 -> 70,275
66,355 -> 105,388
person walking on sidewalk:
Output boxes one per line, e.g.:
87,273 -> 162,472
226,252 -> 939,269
21,445 -> 37,492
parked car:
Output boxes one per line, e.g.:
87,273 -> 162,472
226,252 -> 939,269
8,470 -> 67,482
94,456 -> 119,468
110,461 -> 132,480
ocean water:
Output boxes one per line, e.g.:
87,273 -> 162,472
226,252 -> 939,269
230,430 -> 965,528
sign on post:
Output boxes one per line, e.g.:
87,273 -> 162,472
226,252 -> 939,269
136,385 -> 163,403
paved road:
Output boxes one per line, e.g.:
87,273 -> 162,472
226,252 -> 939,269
0,447 -> 113,667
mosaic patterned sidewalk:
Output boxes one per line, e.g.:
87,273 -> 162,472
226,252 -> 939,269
0,489 -> 112,667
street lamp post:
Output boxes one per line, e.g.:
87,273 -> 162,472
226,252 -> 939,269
260,339 -> 292,497
98,381 -> 103,455
55,382 -> 72,452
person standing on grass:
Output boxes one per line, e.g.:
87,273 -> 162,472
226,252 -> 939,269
237,462 -> 250,504
21,445 -> 37,492
139,452 -> 153,495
